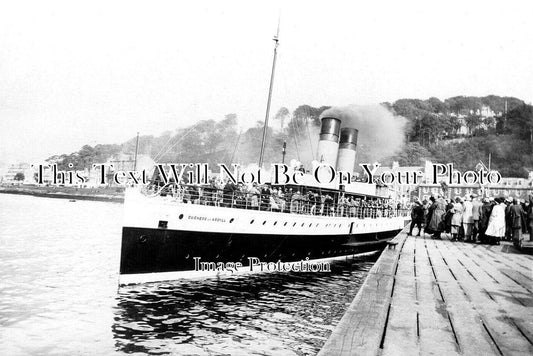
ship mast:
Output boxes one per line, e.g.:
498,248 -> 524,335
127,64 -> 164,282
258,20 -> 280,168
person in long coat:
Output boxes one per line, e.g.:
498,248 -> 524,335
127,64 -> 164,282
509,198 -> 526,246
471,195 -> 483,242
462,195 -> 474,242
478,197 -> 493,243
451,197 -> 464,241
443,199 -> 454,234
425,197 -> 435,232
408,199 -> 425,236
428,195 -> 446,239
485,197 -> 506,244
527,195 -> 533,237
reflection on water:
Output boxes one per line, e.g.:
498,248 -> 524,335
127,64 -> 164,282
0,193 -> 377,355
113,260 -> 375,355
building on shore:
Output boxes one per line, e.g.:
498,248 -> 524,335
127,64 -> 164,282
375,160 -> 533,203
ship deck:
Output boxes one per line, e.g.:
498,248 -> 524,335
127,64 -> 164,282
318,231 -> 533,356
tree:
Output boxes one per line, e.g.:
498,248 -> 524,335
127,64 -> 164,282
507,104 -> 533,143
274,107 -> 290,129
394,142 -> 432,166
464,115 -> 483,136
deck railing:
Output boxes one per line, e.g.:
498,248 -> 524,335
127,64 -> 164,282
146,184 -> 410,219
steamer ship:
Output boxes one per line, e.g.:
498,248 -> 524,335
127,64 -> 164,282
119,116 -> 410,285
118,28 -> 410,286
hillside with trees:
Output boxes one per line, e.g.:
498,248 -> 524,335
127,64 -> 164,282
46,95 -> 533,178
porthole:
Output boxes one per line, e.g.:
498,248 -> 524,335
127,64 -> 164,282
301,223 -> 305,227
316,223 -> 319,227
250,220 -> 254,224
263,221 -> 266,225
229,218 -> 234,223
139,235 -> 148,243
293,222 -> 297,227
309,223 -> 312,227
178,214 -> 184,220
274,221 -> 277,225
284,222 -> 288,226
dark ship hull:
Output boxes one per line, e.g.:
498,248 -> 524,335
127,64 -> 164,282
119,190 -> 409,285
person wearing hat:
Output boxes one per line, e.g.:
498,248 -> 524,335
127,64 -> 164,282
451,197 -> 464,241
509,198 -> 527,246
504,197 -> 513,241
478,197 -> 493,243
485,197 -> 506,244
462,195 -> 474,242
408,199 -> 425,236
471,194 -> 482,242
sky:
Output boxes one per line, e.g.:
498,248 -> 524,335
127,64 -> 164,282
1,0 -> 532,164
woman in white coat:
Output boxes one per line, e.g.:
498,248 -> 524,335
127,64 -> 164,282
485,197 -> 506,244
451,197 -> 464,241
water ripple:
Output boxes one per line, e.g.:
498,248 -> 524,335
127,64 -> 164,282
0,193 -> 377,355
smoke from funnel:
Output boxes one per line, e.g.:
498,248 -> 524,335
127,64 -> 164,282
320,104 -> 407,164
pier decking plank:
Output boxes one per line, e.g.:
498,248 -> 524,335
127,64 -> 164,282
319,232 -> 533,356
316,235 -> 404,356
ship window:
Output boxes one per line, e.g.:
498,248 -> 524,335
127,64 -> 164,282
158,220 -> 168,229
250,220 -> 254,224
273,221 -> 277,225
229,218 -> 234,223
178,214 -> 184,220
301,223 -> 305,227
139,235 -> 148,243
284,222 -> 287,226
309,223 -> 312,227
263,221 -> 266,225
293,222 -> 297,227
316,223 -> 319,227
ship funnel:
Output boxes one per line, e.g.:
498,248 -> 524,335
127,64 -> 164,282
316,117 -> 341,168
336,127 -> 358,173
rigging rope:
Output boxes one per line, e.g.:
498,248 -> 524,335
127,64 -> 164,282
154,121 -> 204,162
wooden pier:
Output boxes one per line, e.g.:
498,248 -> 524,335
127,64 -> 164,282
319,232 -> 533,356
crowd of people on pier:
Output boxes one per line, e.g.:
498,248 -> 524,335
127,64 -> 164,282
154,179 -> 407,218
408,194 -> 533,245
